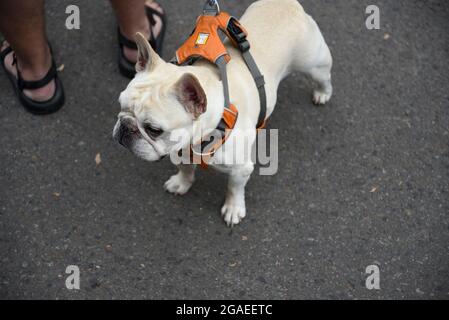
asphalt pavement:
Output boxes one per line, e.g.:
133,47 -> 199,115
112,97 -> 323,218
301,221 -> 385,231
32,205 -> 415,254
0,0 -> 448,299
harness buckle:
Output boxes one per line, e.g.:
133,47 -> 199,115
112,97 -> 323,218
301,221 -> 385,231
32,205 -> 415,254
227,18 -> 251,52
203,0 -> 220,15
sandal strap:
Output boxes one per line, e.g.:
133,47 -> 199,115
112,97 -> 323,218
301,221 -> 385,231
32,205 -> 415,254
146,5 -> 165,23
146,8 -> 155,42
146,7 -> 157,26
118,4 -> 165,51
14,54 -> 58,90
146,5 -> 166,51
118,29 -> 138,50
0,45 -> 13,61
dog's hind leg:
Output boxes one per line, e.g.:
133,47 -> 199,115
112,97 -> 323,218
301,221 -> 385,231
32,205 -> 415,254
293,15 -> 333,105
309,62 -> 333,105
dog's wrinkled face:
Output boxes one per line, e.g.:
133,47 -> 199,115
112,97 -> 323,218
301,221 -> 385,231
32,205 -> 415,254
113,33 -> 207,161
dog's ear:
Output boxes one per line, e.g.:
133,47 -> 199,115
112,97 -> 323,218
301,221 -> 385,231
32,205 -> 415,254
175,73 -> 207,119
134,32 -> 162,72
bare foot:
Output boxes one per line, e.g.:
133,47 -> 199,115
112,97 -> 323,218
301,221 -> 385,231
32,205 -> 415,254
122,0 -> 164,63
1,41 -> 55,102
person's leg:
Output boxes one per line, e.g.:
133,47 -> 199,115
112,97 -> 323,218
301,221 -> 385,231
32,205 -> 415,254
110,0 -> 164,63
0,0 -> 55,101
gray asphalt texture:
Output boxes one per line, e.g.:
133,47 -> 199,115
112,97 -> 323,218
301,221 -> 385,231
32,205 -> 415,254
0,0 -> 448,300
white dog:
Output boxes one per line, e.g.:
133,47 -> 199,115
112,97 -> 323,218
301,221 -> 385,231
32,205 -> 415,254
113,0 -> 333,226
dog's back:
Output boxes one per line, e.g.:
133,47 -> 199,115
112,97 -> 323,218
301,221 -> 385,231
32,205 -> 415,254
237,0 -> 310,78
225,0 -> 333,121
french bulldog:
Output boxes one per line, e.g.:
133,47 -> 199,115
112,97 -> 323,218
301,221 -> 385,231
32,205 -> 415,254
113,0 -> 333,226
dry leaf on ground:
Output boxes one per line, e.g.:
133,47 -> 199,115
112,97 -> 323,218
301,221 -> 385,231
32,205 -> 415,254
95,153 -> 102,166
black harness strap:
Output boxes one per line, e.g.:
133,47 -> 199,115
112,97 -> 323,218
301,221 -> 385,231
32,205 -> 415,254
226,18 -> 267,129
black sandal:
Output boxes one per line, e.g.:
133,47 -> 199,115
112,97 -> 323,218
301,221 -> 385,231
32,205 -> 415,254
118,3 -> 167,79
0,44 -> 65,115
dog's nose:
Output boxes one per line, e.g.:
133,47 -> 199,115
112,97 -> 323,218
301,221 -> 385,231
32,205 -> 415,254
117,125 -> 128,147
117,118 -> 139,147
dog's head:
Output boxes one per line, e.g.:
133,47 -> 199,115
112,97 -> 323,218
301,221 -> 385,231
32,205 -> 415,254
113,33 -> 207,161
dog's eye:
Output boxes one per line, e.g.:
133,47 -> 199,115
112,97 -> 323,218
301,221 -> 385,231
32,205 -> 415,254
144,124 -> 164,138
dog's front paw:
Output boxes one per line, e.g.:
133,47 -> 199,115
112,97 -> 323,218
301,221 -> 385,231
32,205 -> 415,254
221,201 -> 246,227
164,173 -> 193,195
312,90 -> 331,105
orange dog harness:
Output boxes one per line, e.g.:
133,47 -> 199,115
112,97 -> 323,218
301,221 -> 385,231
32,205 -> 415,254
176,12 -> 234,65
174,0 -> 267,168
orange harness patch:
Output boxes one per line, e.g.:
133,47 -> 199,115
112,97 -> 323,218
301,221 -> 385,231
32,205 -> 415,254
174,1 -> 267,169
176,12 -> 243,65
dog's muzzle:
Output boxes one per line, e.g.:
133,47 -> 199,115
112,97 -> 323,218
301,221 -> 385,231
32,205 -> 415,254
114,115 -> 166,162
115,117 -> 140,148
